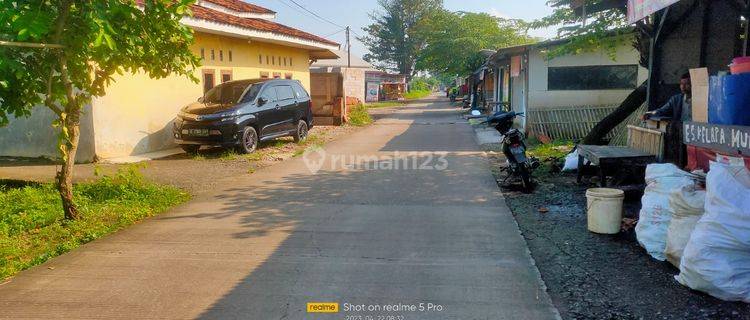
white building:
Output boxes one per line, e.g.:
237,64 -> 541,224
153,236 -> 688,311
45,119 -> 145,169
484,37 -> 648,139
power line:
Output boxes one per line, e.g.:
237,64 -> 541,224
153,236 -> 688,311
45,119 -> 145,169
285,0 -> 345,29
324,28 -> 347,38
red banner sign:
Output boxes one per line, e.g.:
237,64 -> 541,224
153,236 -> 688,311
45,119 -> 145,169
627,0 -> 681,23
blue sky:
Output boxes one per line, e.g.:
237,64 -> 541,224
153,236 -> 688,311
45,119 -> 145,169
250,0 -> 557,57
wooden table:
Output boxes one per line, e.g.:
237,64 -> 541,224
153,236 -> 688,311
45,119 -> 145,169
577,145 -> 657,187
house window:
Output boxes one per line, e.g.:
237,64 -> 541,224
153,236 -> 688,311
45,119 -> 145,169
210,49 -> 215,61
200,48 -> 205,60
219,50 -> 223,61
283,57 -> 287,66
259,54 -> 263,64
228,50 -> 232,62
548,65 -> 639,90
273,72 -> 281,79
284,73 -> 293,79
272,56 -> 275,65
290,58 -> 293,66
221,70 -> 232,83
266,55 -> 269,64
202,69 -> 215,93
260,71 -> 269,79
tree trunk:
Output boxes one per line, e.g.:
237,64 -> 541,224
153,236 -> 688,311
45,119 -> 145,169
57,115 -> 80,220
582,81 -> 648,145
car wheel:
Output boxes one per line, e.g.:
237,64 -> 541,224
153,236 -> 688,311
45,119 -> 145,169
238,126 -> 258,154
293,120 -> 308,143
181,145 -> 200,155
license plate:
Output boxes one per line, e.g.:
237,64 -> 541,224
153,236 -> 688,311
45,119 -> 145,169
188,129 -> 209,137
510,146 -> 527,162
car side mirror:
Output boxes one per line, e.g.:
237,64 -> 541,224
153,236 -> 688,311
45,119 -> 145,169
257,97 -> 267,106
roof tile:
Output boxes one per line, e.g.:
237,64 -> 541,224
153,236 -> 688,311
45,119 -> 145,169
191,5 -> 339,47
202,0 -> 275,14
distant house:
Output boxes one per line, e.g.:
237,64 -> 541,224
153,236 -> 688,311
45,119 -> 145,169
307,50 -> 408,125
482,36 -> 648,140
0,0 -> 339,162
310,49 -> 375,105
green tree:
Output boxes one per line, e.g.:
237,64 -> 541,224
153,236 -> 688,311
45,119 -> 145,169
359,0 -> 443,78
416,10 -> 534,76
530,0 -> 635,60
0,0 -> 200,219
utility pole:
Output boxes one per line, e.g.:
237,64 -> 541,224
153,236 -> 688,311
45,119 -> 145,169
346,26 -> 351,68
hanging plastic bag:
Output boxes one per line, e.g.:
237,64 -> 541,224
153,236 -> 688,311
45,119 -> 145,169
635,164 -> 696,261
676,162 -> 750,302
664,185 -> 706,268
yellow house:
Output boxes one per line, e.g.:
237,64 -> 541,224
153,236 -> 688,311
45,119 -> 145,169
0,0 -> 339,161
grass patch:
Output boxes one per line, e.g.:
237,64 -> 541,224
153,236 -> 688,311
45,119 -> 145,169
527,138 -> 575,159
364,101 -> 406,109
0,165 -> 189,280
218,149 -> 239,161
403,89 -> 431,100
347,104 -> 372,126
292,133 -> 326,157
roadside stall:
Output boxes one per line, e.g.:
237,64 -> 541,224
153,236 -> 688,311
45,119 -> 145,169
574,0 -> 750,303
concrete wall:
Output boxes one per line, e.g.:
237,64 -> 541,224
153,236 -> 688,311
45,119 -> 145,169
527,44 -> 648,109
0,104 -> 96,163
341,67 -> 366,103
91,32 -> 313,159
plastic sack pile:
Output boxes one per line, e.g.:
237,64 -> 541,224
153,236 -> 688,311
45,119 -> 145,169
664,184 -> 706,267
635,164 -> 696,261
676,162 -> 750,303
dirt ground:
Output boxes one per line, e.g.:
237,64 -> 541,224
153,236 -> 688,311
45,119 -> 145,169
0,125 -> 358,195
485,149 -> 750,320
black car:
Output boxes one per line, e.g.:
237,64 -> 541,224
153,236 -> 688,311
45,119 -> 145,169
173,79 -> 313,154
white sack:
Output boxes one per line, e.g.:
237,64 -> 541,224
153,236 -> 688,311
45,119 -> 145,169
677,162 -> 750,302
635,163 -> 695,261
562,150 -> 579,171
562,149 -> 590,172
664,185 -> 706,268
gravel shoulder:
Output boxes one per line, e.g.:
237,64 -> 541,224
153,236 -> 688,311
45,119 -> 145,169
483,143 -> 750,320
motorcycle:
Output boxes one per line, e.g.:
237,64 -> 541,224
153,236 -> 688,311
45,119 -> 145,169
478,109 -> 540,192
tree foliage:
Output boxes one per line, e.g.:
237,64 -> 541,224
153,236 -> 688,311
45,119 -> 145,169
0,0 -> 200,219
359,0 -> 443,78
531,0 -> 635,61
416,10 -> 534,76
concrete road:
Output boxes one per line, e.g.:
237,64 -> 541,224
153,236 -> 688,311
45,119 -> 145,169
0,96 -> 559,319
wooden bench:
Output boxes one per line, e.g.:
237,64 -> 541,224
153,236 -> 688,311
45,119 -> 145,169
577,145 -> 656,187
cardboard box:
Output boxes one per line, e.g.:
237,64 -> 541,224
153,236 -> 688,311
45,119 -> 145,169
690,68 -> 709,122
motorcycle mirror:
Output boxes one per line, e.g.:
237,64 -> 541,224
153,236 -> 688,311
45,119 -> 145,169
470,110 -> 481,116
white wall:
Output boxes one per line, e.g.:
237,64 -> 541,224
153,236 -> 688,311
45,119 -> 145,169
0,104 -> 96,163
527,44 -> 648,109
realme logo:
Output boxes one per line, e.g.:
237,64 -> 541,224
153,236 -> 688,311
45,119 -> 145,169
307,302 -> 339,313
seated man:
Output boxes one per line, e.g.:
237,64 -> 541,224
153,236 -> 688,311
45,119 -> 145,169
643,72 -> 692,121
642,72 -> 692,166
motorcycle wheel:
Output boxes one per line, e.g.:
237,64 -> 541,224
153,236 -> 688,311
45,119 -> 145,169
519,165 -> 533,193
